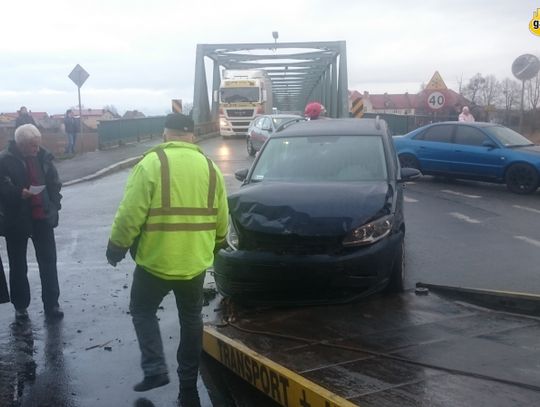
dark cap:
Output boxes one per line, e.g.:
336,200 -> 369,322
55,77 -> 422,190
165,113 -> 194,132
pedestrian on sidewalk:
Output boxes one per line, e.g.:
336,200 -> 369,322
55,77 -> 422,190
0,124 -> 64,321
106,113 -> 228,407
63,109 -> 79,155
15,106 -> 36,129
458,106 -> 475,122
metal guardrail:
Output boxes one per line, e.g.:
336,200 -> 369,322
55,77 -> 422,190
97,116 -> 165,148
97,117 -> 219,149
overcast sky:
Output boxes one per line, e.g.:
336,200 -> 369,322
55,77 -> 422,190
1,0 -> 538,116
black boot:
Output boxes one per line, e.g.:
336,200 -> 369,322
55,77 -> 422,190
45,306 -> 64,321
133,373 -> 170,392
178,387 -> 201,407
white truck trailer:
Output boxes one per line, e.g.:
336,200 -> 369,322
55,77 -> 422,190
217,69 -> 273,137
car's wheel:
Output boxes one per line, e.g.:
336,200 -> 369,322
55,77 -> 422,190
399,154 -> 420,170
505,163 -> 539,194
247,138 -> 256,156
384,238 -> 405,293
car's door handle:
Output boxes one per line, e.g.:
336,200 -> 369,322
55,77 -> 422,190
454,150 -> 463,152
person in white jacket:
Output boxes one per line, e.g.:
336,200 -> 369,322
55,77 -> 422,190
458,106 -> 475,122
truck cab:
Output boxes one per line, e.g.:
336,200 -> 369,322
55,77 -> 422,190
218,69 -> 273,138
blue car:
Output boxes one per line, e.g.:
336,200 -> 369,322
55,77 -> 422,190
393,122 -> 540,194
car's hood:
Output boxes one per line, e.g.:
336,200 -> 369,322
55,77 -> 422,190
514,145 -> 540,157
229,181 -> 392,236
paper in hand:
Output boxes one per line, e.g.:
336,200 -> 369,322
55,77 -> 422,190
29,185 -> 45,194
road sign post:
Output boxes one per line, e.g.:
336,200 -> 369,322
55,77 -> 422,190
68,64 -> 90,152
511,54 -> 540,133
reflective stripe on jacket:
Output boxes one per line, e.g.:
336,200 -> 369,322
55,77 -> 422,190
109,141 -> 228,280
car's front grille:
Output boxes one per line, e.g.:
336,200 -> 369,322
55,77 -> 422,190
227,109 -> 254,118
240,228 -> 343,255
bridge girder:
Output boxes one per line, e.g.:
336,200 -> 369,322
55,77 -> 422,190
192,41 -> 348,127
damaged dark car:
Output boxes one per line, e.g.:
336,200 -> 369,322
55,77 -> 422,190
214,118 -> 421,304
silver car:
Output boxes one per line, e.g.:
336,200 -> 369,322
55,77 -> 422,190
246,114 -> 302,156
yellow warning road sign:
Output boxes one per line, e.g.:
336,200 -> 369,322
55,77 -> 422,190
351,97 -> 364,118
425,71 -> 447,90
172,99 -> 183,113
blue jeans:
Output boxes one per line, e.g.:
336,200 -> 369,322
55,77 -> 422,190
65,133 -> 77,154
129,266 -> 205,388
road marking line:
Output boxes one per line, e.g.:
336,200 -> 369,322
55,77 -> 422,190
441,189 -> 482,199
449,212 -> 482,224
404,196 -> 418,203
513,205 -> 540,215
514,236 -> 540,248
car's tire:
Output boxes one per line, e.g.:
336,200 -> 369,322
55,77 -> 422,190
399,154 -> 420,170
247,138 -> 256,156
384,238 -> 405,293
505,163 -> 539,194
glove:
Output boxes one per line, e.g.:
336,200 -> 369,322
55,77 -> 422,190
106,240 -> 128,267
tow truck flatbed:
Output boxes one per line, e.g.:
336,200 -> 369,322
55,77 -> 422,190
202,284 -> 540,407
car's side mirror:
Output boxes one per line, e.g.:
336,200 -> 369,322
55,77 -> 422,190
482,140 -> 497,149
399,167 -> 422,182
235,168 -> 249,182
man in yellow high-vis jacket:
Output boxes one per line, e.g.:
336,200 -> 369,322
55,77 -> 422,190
106,114 -> 228,406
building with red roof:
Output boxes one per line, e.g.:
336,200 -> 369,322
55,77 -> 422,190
349,72 -> 471,119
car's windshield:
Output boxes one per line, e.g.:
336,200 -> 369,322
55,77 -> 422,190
220,87 -> 260,103
488,126 -> 534,147
250,135 -> 388,182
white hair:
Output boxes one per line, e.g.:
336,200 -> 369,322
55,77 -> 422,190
14,124 -> 42,145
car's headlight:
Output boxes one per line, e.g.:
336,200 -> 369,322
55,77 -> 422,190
343,215 -> 393,247
226,218 -> 239,251
220,118 -> 229,127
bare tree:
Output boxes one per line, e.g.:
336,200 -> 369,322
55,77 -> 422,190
526,72 -> 540,111
464,73 -> 485,104
103,105 -> 120,117
501,78 -> 520,111
479,75 -> 500,107
182,102 -> 194,116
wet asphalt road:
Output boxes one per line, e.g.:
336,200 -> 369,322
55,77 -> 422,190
0,138 -> 259,407
1,136 -> 540,406
403,176 -> 540,294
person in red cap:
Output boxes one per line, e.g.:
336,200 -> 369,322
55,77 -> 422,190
304,102 -> 326,120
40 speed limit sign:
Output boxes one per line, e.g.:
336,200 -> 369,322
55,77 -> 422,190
427,91 -> 446,110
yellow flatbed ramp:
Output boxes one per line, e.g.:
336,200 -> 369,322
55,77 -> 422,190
203,284 -> 540,407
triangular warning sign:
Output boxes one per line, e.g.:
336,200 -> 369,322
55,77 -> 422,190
425,71 -> 447,90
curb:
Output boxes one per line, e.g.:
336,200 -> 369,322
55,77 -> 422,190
63,156 -> 142,187
63,132 -> 221,187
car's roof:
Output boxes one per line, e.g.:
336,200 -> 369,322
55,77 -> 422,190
275,118 -> 386,137
424,121 -> 498,128
265,114 -> 302,119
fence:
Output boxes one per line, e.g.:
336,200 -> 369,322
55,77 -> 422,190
97,116 -> 166,148
97,116 -> 220,148
362,110 -> 535,137
361,113 -> 458,135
